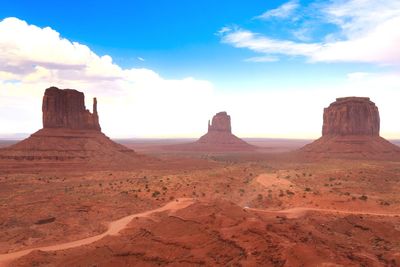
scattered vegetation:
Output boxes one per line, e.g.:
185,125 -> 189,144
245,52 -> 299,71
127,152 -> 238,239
152,191 -> 161,198
359,195 -> 368,201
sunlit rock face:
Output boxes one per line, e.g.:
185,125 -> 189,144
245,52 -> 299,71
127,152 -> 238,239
42,87 -> 100,131
322,97 -> 379,137
299,96 -> 400,159
0,87 -> 139,163
207,111 -> 232,133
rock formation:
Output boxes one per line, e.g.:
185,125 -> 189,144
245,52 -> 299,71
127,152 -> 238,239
168,111 -> 255,151
300,97 -> 400,159
0,87 -> 139,163
42,87 -> 100,130
322,97 -> 380,137
207,112 -> 232,133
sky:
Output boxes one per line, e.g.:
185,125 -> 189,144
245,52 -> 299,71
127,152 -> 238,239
0,0 -> 400,139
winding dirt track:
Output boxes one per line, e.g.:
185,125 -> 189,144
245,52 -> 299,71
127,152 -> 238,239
252,173 -> 400,219
1,173 -> 399,266
0,198 -> 194,267
246,206 -> 400,219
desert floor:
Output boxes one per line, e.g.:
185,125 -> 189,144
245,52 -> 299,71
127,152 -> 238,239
0,139 -> 400,266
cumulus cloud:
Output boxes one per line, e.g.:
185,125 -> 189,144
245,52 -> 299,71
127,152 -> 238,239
1,16 -> 400,139
221,0 -> 400,65
0,17 -> 215,137
255,0 -> 299,20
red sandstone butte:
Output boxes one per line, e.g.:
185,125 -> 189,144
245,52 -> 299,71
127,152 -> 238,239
322,97 -> 380,137
207,111 -> 232,133
168,112 -> 255,151
42,87 -> 100,130
300,97 -> 400,159
0,87 -> 136,162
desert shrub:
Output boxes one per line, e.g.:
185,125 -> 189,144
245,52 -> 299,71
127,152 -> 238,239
359,195 -> 368,201
286,190 -> 295,195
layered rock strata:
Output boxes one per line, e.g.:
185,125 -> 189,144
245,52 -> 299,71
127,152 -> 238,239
0,87 -> 136,163
42,87 -> 100,130
300,97 -> 400,159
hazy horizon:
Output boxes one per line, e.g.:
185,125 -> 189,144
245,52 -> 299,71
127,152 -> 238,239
1,1 -> 400,139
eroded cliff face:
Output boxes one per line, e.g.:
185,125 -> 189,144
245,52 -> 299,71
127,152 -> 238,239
208,112 -> 232,133
42,87 -> 100,130
322,97 -> 380,137
300,97 -> 400,159
0,87 -> 140,163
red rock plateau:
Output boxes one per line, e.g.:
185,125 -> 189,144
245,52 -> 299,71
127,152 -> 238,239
0,87 -> 137,164
300,97 -> 400,159
168,112 -> 255,152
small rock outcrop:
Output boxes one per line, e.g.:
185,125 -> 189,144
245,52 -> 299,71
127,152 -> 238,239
168,111 -> 255,151
300,96 -> 400,159
42,87 -> 100,130
322,97 -> 379,137
0,87 -> 140,164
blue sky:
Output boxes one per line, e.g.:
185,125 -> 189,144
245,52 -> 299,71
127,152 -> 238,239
0,0 -> 400,138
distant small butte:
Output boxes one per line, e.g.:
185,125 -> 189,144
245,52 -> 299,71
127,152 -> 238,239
165,111 -> 255,152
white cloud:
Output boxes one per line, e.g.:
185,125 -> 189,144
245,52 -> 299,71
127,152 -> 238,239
216,26 -> 232,35
255,0 -> 299,20
244,56 -> 279,63
322,0 -> 400,38
221,0 -> 400,65
214,71 -> 400,139
137,57 -> 145,62
0,17 -> 215,138
222,28 -> 321,56
1,17 -> 400,139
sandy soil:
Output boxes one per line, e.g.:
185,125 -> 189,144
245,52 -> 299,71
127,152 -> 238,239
0,198 -> 193,267
1,139 -> 400,266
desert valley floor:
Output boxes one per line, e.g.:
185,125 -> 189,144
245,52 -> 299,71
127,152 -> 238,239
0,139 -> 400,267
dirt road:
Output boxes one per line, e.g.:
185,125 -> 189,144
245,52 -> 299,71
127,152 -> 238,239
0,198 -> 194,267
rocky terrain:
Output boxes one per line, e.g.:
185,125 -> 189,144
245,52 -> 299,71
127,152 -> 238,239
300,97 -> 400,159
1,155 -> 400,267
